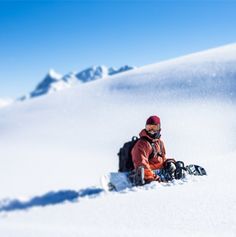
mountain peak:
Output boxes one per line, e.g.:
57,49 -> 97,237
47,69 -> 62,80
75,65 -> 109,83
30,69 -> 65,98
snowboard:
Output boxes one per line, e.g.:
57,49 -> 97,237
101,172 -> 132,192
101,164 -> 207,192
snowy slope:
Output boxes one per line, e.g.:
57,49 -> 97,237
103,43 -> 236,99
0,43 -> 236,236
0,98 -> 12,107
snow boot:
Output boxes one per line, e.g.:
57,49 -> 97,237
164,160 -> 177,181
174,161 -> 187,179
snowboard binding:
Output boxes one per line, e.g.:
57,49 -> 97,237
129,166 -> 145,186
186,164 -> 207,176
163,160 -> 186,181
174,161 -> 187,179
127,163 -> 207,189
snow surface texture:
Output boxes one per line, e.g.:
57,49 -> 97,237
0,98 -> 12,108
0,43 -> 236,236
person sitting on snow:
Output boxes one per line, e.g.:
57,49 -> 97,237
131,115 -> 185,183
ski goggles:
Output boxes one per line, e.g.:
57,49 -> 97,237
145,124 -> 161,132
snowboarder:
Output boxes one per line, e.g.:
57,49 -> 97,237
131,115 -> 180,183
102,115 -> 207,191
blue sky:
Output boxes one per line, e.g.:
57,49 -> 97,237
0,0 -> 236,98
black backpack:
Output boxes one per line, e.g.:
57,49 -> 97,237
118,136 -> 158,172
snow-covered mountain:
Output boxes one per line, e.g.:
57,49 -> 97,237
20,65 -> 135,100
30,69 -> 66,98
72,65 -> 134,83
24,43 -> 236,101
0,43 -> 236,237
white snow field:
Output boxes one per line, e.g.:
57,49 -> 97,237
0,98 -> 12,108
0,43 -> 236,236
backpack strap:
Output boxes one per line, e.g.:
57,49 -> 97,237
158,140 -> 163,157
140,137 -> 162,160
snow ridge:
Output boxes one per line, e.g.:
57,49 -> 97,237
104,43 -> 236,99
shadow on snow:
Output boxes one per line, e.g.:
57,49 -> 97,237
0,187 -> 104,213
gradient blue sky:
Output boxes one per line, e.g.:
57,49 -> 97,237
1,0 -> 236,98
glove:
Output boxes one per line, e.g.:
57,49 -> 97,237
146,172 -> 161,183
153,174 -> 161,182
144,169 -> 161,183
164,158 -> 176,168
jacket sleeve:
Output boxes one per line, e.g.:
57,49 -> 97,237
131,140 -> 155,181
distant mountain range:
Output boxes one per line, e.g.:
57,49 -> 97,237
19,65 -> 135,100
6,42 -> 236,104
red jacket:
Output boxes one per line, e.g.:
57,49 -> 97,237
131,129 -> 166,181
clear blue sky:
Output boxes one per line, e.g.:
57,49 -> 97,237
1,0 -> 236,98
